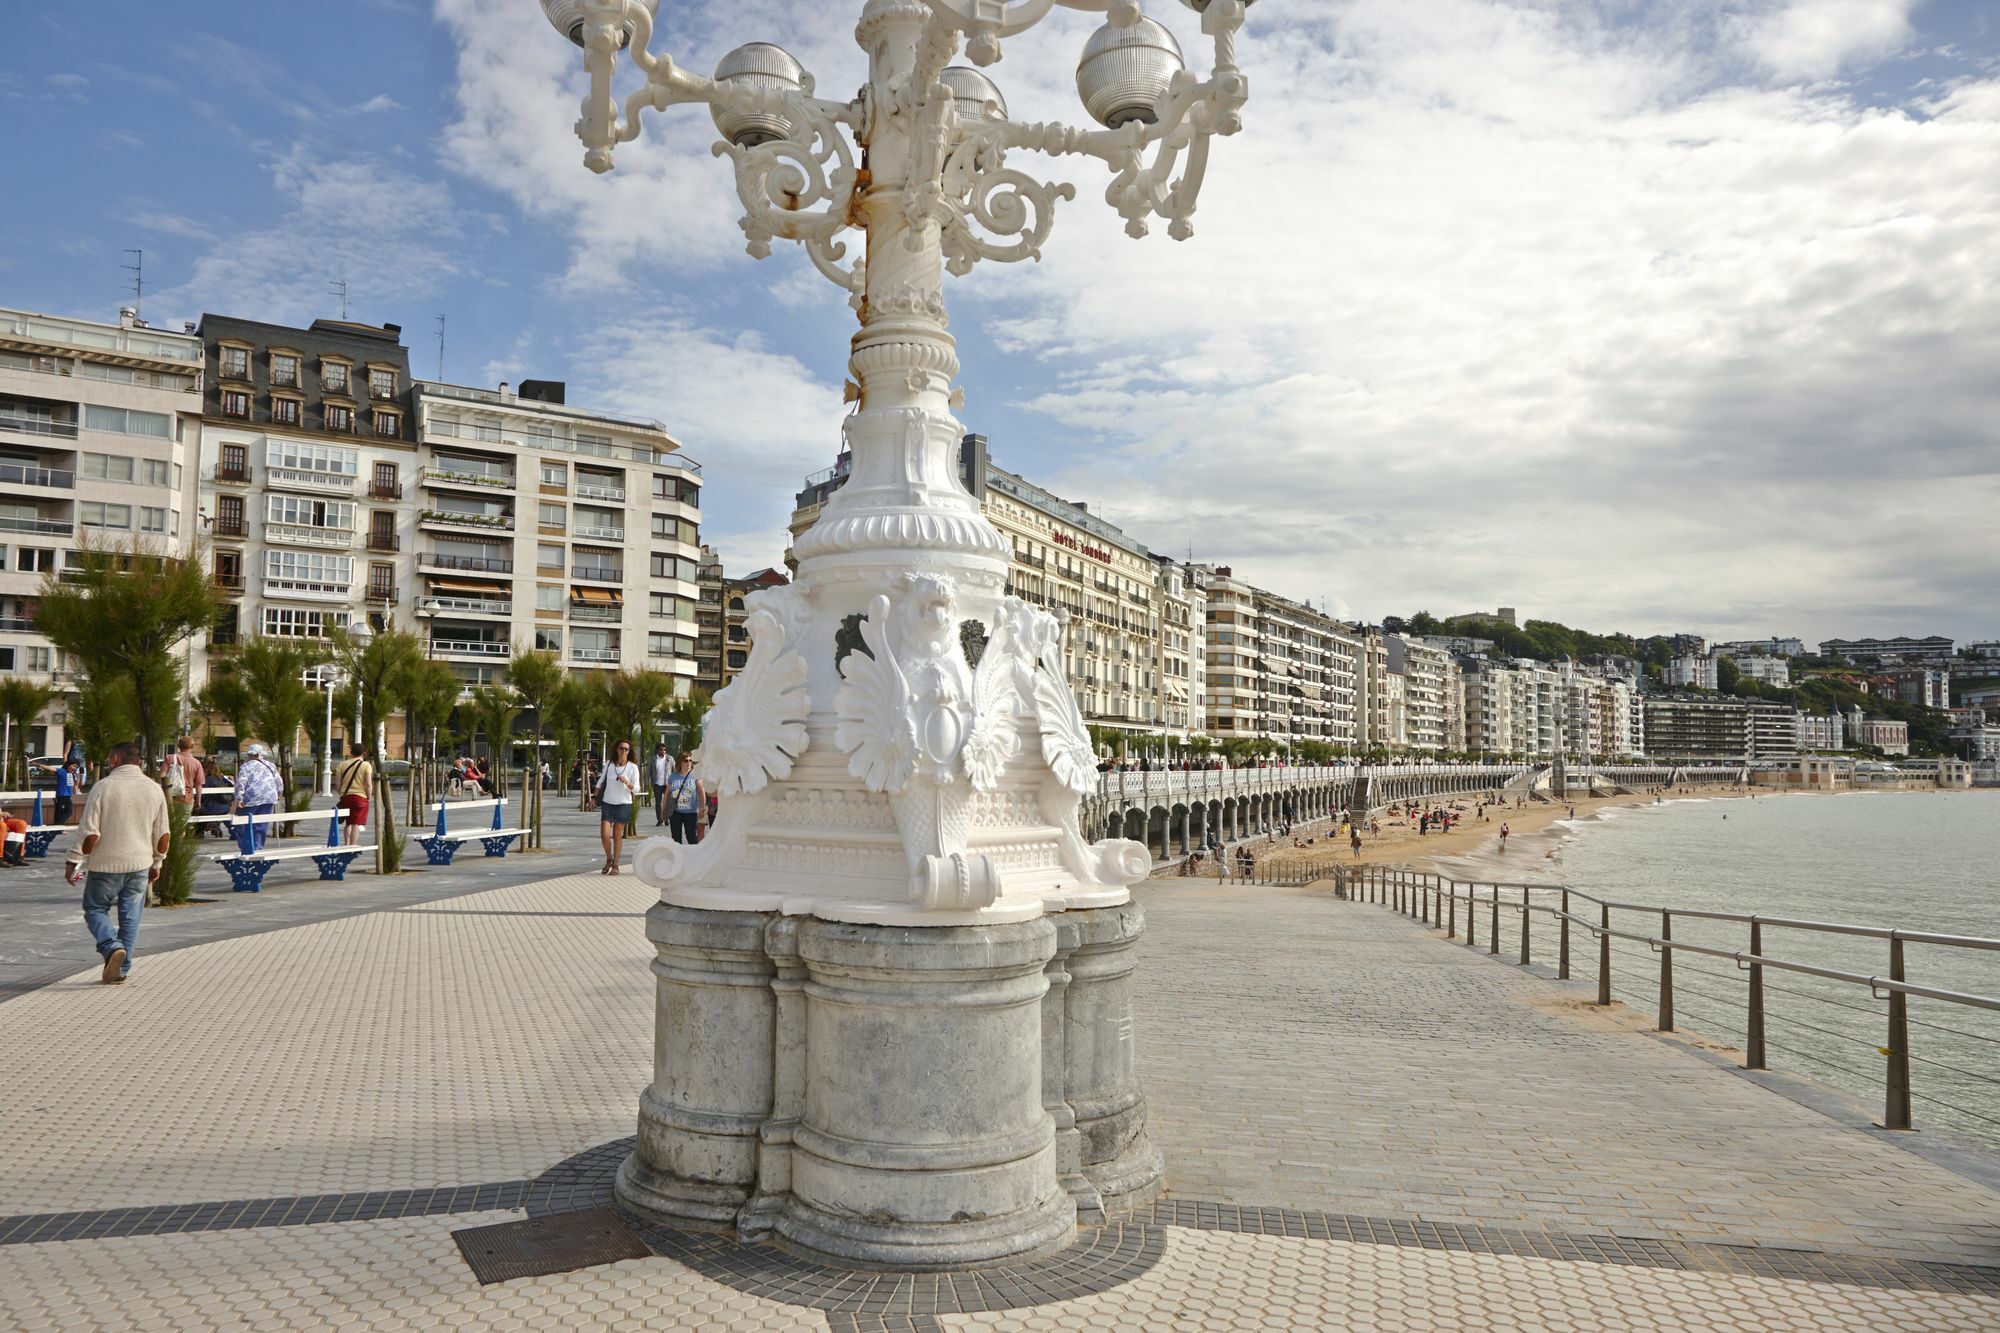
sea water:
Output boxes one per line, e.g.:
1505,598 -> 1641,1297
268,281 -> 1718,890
1447,791 -> 2000,1149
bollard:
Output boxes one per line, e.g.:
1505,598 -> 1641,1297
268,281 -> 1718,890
1489,885 -> 1500,956
1519,889 -> 1531,966
1558,889 -> 1570,981
1446,878 -> 1457,940
1597,903 -> 1612,1006
1745,919 -> 1766,1070
1885,935 -> 1912,1130
1658,911 -> 1674,1032
1466,886 -> 1477,949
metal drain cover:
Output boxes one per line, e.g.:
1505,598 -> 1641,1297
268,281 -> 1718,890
453,1206 -> 653,1284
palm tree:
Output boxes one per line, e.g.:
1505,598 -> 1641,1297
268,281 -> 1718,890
507,649 -> 563,849
546,676 -> 601,807
0,678 -> 55,787
467,684 -> 522,818
661,686 -> 711,756
399,659 -> 463,824
236,637 -> 328,814
328,628 -> 424,873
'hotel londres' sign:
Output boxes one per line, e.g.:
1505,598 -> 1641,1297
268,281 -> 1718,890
1052,531 -> 1113,564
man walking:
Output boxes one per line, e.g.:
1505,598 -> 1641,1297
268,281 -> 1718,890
64,740 -> 169,985
234,742 -> 282,851
650,743 -> 673,827
166,736 -> 204,809
52,757 -> 78,826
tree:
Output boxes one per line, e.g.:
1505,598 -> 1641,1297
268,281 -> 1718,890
1714,656 -> 1742,695
399,659 -> 462,824
67,676 -> 135,778
192,673 -> 255,757
467,684 -> 523,823
662,686 -> 711,756
594,668 -> 675,832
35,536 -> 220,767
0,679 -> 55,786
236,637 -> 327,810
1406,611 -> 1440,637
546,675 -> 601,801
507,650 -> 564,849
328,628 -> 424,873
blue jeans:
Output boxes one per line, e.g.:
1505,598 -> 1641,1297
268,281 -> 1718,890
83,869 -> 146,973
242,802 -> 275,850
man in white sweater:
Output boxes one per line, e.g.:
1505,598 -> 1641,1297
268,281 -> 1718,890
63,740 -> 171,985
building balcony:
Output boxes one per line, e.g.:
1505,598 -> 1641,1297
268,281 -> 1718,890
369,480 -> 403,500
262,578 -> 352,604
421,596 -> 510,617
267,467 -> 357,495
571,564 -> 623,582
266,523 -> 355,550
366,531 -> 400,553
431,638 -> 511,658
573,524 -> 625,542
420,551 -> 514,574
0,413 -> 78,439
213,572 -> 245,593
423,465 -> 515,492
207,463 -> 251,486
571,646 -> 620,664
569,604 -> 621,623
574,481 -> 625,502
0,515 -> 73,536
366,584 -> 399,605
419,508 -> 515,533
0,615 -> 36,632
212,516 -> 248,539
0,461 -> 74,489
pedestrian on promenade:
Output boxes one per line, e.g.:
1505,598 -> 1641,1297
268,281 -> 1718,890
666,753 -> 703,845
64,740 -> 169,985
334,741 -> 374,847
52,757 -> 78,826
596,739 -> 641,874
2,804 -> 27,866
233,743 -> 282,851
650,743 -> 673,827
165,737 -> 204,808
1499,822 -> 1510,852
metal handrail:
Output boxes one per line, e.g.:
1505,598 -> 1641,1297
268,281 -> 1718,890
1339,865 -> 2000,1132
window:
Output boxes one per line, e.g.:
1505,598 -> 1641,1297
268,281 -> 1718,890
369,368 -> 397,398
80,453 -> 136,482
368,563 -> 395,596
19,547 -> 57,573
267,495 -> 355,529
322,360 -> 350,393
649,633 -> 695,660
534,627 -> 563,652
0,648 -> 11,671
262,607 -> 349,638
28,646 -> 51,673
648,592 -> 696,622
139,507 -> 167,534
537,543 -> 564,572
264,550 -> 353,586
535,584 -> 563,611
220,346 -> 249,378
726,650 -> 747,670
83,405 -> 170,437
372,409 -> 400,437
540,462 -> 566,487
539,502 -> 565,529
372,462 -> 399,496
272,397 -> 301,426
80,502 -> 132,530
267,440 -> 359,477
368,511 -> 396,548
221,390 -> 250,418
649,554 -> 698,582
271,353 -> 300,386
142,459 -> 171,486
324,404 -> 353,433
649,514 -> 699,544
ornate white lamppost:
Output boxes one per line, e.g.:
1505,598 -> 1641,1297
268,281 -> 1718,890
541,0 -> 1252,1270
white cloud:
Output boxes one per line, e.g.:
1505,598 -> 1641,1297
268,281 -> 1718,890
1733,0 -> 1917,82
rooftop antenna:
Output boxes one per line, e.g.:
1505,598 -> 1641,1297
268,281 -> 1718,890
434,314 -> 445,380
121,249 -> 143,319
328,278 -> 348,320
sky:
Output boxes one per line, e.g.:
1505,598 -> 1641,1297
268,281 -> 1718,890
3,0 -> 1997,647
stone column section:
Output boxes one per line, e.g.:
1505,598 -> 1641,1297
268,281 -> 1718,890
777,917 -> 1077,1269
617,903 -> 776,1228
1061,902 -> 1164,1212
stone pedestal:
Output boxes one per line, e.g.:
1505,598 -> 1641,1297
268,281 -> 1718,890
615,901 -> 1161,1271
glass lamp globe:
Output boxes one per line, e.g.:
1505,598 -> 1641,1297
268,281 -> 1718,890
1076,16 -> 1185,128
939,66 -> 1008,125
711,42 -> 808,147
540,0 -> 660,49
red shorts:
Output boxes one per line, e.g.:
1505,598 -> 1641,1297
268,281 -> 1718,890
339,794 -> 370,827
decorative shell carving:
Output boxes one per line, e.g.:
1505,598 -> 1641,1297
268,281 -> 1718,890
695,607 -> 811,797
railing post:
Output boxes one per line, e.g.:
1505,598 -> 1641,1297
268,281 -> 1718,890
1446,877 -> 1457,939
1558,889 -> 1570,981
1885,934 -> 1912,1131
1466,886 -> 1477,949
1745,918 -> 1765,1070
1657,910 -> 1674,1032
1597,903 -> 1611,1005
1519,888 -> 1531,966
1489,885 -> 1500,956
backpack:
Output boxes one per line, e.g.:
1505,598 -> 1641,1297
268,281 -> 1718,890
165,758 -> 188,798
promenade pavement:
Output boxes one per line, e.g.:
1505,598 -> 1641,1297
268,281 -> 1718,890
1,874 -> 1996,1330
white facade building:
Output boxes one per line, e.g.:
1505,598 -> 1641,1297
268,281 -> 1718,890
1663,655 -> 1718,690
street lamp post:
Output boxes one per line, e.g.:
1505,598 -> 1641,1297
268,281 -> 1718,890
541,0 -> 1253,1269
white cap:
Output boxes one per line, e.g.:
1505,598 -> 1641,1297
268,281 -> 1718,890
244,743 -> 266,757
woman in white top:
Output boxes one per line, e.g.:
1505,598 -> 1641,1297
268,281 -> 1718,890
596,739 -> 642,875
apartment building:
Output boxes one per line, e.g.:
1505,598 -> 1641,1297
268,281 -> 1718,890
0,305 -> 207,752
193,314 -> 702,700
1819,635 -> 1955,665
1199,567 -> 1365,751
1662,655 -> 1717,690
1713,637 -> 1805,659
789,437 -> 1205,743
1642,696 -> 1751,762
1880,666 -> 1950,711
1798,712 -> 1845,751
1382,635 -> 1456,752
694,544 -> 725,694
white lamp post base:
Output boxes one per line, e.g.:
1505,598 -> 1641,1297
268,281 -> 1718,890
615,901 -> 1163,1269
